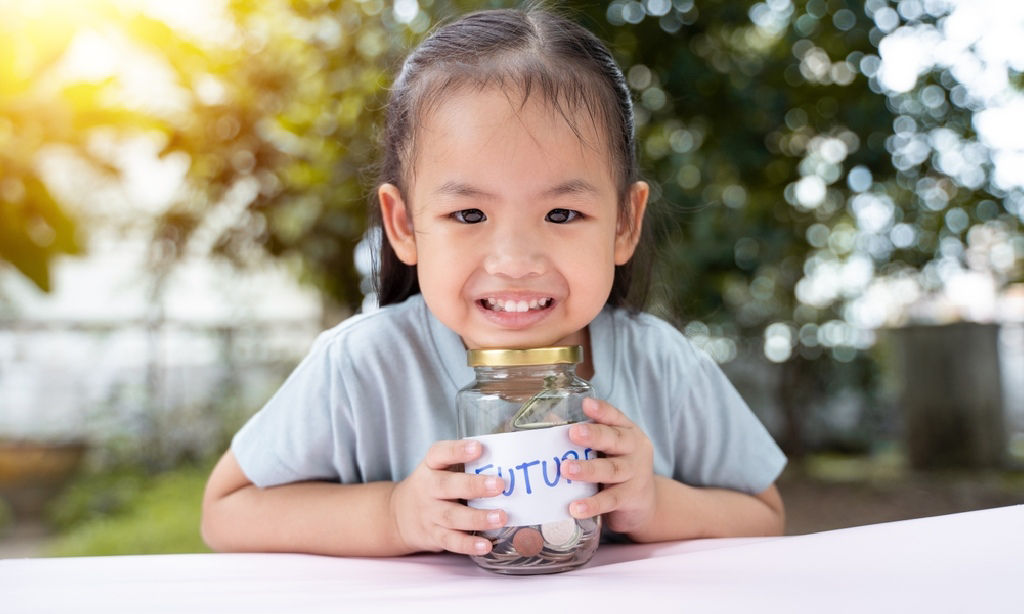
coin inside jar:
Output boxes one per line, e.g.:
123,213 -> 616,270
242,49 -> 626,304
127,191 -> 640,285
511,527 -> 544,556
540,518 -> 580,548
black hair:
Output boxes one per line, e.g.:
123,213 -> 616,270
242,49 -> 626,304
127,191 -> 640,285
370,5 -> 652,310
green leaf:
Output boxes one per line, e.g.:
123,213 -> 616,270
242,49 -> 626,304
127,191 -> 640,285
0,201 -> 54,292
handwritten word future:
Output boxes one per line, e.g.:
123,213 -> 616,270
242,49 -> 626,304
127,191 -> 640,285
473,448 -> 596,497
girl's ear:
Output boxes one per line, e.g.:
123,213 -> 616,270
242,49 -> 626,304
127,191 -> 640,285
614,181 -> 649,265
379,183 -> 417,266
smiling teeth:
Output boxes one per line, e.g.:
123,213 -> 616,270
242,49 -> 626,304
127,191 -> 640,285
484,297 -> 552,313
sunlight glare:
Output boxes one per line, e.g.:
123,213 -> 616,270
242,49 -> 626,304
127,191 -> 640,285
59,29 -> 119,81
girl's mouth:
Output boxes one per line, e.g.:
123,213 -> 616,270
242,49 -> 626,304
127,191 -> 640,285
479,297 -> 555,313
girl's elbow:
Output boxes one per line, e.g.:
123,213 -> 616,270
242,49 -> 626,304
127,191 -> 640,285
200,503 -> 231,552
757,484 -> 786,536
768,505 -> 786,536
200,450 -> 254,551
199,487 -> 249,552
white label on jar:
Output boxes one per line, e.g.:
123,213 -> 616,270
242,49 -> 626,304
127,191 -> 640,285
463,423 -> 597,527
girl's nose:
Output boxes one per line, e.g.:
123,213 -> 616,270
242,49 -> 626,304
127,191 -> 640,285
482,231 -> 547,279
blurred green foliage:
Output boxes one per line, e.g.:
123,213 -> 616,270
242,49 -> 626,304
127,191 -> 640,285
46,463 -> 210,556
47,466 -> 149,531
2,1 -> 1022,454
3,0 -> 1018,317
0,9 -> 97,290
36,390 -> 250,556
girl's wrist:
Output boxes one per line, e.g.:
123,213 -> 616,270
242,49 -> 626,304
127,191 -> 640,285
385,480 -> 418,555
623,476 -> 697,543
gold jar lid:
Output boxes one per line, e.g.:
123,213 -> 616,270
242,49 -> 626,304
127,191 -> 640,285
467,345 -> 582,367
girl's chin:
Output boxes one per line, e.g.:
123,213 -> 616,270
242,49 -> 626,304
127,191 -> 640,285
461,327 -> 585,350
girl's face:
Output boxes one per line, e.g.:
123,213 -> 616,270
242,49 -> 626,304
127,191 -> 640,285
380,87 -> 647,350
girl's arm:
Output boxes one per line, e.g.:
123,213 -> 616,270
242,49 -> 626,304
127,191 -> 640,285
201,444 -> 508,557
201,450 -> 408,556
625,479 -> 784,543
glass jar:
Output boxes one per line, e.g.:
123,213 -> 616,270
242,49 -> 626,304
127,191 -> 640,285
456,345 -> 601,575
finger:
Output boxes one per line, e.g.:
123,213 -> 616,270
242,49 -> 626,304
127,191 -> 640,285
437,528 -> 495,556
432,470 -> 506,500
569,421 -> 634,456
436,501 -> 507,532
424,439 -> 483,470
581,397 -> 636,428
569,488 -> 622,520
562,456 -> 632,485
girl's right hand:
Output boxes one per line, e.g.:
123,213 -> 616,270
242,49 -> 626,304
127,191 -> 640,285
389,439 -> 507,555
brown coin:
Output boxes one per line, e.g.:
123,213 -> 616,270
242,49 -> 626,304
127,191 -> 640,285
511,527 -> 544,557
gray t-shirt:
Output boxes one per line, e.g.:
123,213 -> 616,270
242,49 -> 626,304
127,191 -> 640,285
233,294 -> 785,494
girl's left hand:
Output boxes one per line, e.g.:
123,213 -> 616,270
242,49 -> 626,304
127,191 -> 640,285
563,397 -> 656,534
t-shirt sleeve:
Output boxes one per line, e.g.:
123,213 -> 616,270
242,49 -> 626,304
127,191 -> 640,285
675,345 -> 787,494
231,332 -> 356,488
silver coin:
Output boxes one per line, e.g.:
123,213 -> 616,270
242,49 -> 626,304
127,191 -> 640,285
541,518 -> 580,548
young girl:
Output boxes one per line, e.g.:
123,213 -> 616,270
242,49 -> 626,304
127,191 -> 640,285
202,6 -> 786,557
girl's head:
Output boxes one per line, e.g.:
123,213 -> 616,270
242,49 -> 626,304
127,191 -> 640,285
372,6 -> 650,348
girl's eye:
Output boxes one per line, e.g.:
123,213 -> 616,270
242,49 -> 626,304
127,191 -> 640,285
545,208 -> 581,224
452,209 -> 486,224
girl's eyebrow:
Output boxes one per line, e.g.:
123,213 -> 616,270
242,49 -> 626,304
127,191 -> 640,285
543,179 -> 599,197
434,181 -> 496,199
433,179 -> 599,200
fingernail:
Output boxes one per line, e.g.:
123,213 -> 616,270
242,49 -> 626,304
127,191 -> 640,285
487,511 -> 501,526
463,440 -> 480,455
571,501 -> 588,517
484,476 -> 499,493
475,539 -> 489,553
564,461 -> 579,476
574,424 -> 590,440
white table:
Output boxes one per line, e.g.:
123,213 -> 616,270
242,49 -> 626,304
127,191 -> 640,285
3,505 -> 1022,613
